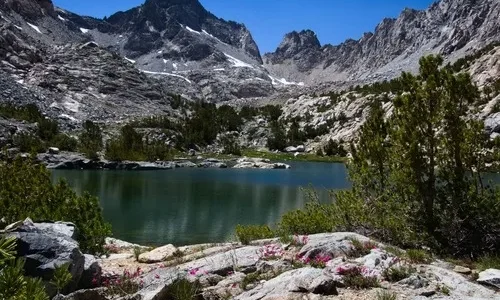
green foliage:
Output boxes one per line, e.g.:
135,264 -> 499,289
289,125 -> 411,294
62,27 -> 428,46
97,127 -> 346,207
405,249 -> 431,264
0,103 -> 43,123
241,272 -> 260,290
0,239 -> 49,300
0,157 -> 111,254
105,125 -> 173,161
235,225 -> 275,245
170,94 -> 184,110
384,246 -> 405,258
50,263 -> 72,294
79,121 -> 103,159
220,134 -> 241,156
382,265 -> 416,282
341,55 -> 500,256
239,106 -> 259,120
133,247 -> 143,262
13,133 -> 46,153
323,139 -> 347,157
351,78 -> 404,96
260,105 -> 282,122
438,285 -> 451,296
477,255 -> 500,271
217,105 -> 243,132
377,291 -> 397,300
449,42 -> 500,73
51,134 -> 78,151
277,200 -> 334,236
37,118 -> 59,141
348,238 -> 378,257
287,119 -> 306,145
0,237 -> 16,264
267,121 -> 287,151
340,267 -> 379,289
163,278 -> 200,300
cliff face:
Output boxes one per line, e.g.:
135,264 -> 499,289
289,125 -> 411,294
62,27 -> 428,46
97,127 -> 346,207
264,0 -> 500,85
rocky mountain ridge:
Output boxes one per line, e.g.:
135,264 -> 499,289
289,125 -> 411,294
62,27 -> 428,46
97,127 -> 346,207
264,0 -> 500,85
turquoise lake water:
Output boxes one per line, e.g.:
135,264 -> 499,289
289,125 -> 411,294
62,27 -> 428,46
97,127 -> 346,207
51,162 -> 350,246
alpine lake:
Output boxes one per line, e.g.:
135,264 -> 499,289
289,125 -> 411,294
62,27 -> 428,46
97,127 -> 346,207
51,162 -> 500,246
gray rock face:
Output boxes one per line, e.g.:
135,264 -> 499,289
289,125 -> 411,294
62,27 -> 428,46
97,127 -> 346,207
79,254 -> 101,290
478,269 -> 500,289
3,219 -> 84,297
264,0 -> 500,85
235,268 -> 338,299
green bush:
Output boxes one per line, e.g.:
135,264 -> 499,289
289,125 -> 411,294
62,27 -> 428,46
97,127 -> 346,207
0,237 -> 49,300
405,249 -> 431,264
0,157 -> 111,254
340,267 -> 379,289
377,291 -> 397,300
163,278 -> 201,300
477,255 -> 500,271
0,103 -> 43,123
277,195 -> 335,236
37,118 -> 59,141
235,225 -> 275,245
51,133 -> 78,151
105,125 -> 173,161
382,265 -> 416,282
79,121 -> 103,159
220,134 -> 241,156
13,133 -> 46,153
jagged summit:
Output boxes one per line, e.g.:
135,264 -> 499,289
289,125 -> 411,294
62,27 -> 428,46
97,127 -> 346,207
264,0 -> 500,85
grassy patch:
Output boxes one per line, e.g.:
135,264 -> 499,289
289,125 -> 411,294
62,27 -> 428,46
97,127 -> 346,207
163,278 -> 201,300
348,238 -> 378,257
477,255 -> 500,271
384,246 -> 405,258
377,290 -> 397,300
241,272 -> 261,290
241,149 -> 346,163
405,249 -> 432,264
382,265 -> 416,282
339,267 -> 379,289
235,225 -> 275,245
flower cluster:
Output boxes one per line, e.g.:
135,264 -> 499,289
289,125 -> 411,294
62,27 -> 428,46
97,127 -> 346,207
335,265 -> 377,277
292,234 -> 309,246
103,243 -> 120,254
258,244 -> 284,260
96,267 -> 144,297
188,267 -> 208,277
296,253 -> 332,268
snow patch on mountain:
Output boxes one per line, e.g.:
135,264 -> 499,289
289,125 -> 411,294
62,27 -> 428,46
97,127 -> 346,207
27,22 -> 41,34
140,70 -> 192,84
224,53 -> 255,69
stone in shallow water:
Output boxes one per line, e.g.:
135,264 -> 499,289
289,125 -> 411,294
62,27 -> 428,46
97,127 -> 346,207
139,244 -> 177,263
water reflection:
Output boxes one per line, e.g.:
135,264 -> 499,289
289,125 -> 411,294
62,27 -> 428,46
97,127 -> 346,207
52,162 -> 349,246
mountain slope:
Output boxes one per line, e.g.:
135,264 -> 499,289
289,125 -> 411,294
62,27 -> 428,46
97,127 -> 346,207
264,0 -> 500,85
0,0 -> 290,103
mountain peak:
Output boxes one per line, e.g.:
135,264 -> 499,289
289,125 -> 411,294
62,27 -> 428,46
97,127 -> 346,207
274,29 -> 321,57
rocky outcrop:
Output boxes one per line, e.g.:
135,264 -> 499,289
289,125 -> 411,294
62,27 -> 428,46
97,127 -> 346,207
91,232 -> 500,300
138,244 -> 177,263
264,0 -> 500,85
478,269 -> 500,289
233,157 -> 291,169
1,219 -> 85,297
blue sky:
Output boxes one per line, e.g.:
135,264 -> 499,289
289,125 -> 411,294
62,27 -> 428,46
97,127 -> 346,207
53,0 -> 436,54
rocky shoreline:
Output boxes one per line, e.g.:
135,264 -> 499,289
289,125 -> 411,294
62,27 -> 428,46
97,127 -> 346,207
2,219 -> 500,299
37,152 -> 292,171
